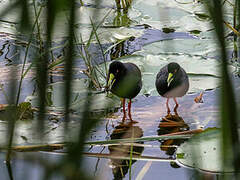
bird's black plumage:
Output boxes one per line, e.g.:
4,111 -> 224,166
155,62 -> 189,98
107,61 -> 142,99
107,60 -> 142,122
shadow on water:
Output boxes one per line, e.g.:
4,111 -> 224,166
108,123 -> 144,180
157,110 -> 189,169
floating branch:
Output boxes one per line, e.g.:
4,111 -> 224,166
0,129 -> 203,152
0,144 -> 65,152
224,21 -> 240,37
85,129 -> 203,145
83,152 -> 175,162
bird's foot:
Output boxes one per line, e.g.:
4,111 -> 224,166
118,117 -> 138,124
130,119 -> 138,124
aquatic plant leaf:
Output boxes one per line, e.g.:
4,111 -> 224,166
189,30 -> 201,35
0,117 -> 77,146
194,13 -> 211,21
130,0 -> 212,33
17,102 -> 34,120
46,6 -> 144,43
70,92 -> 121,114
176,128 -> 234,173
25,79 -> 121,113
162,28 -> 175,33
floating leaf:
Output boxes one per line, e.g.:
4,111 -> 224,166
25,79 -> 121,113
176,128 -> 234,173
189,30 -> 202,35
162,28 -> 175,33
194,12 -> 211,21
130,0 -> 213,33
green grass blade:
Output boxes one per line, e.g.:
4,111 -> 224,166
86,10 -> 112,48
85,134 -> 192,146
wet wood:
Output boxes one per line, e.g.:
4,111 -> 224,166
83,152 -> 176,162
158,122 -> 186,127
0,130 -> 202,152
194,92 -> 204,103
161,129 -> 204,136
2,144 -> 65,152
0,104 -> 8,111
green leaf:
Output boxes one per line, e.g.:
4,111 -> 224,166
17,102 -> 34,120
194,13 -> 211,21
162,27 -> 175,33
176,153 -> 185,159
189,30 -> 202,35
176,128 -> 234,173
25,79 -> 121,113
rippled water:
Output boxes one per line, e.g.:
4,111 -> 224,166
0,0 -> 239,179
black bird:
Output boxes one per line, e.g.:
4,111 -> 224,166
155,62 -> 189,113
107,61 -> 142,122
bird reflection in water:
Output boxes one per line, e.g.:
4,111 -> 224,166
157,110 -> 189,168
108,123 -> 144,180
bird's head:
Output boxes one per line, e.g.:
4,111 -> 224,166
106,61 -> 125,90
167,62 -> 180,87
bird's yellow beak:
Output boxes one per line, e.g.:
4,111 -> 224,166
167,73 -> 174,87
107,73 -> 116,89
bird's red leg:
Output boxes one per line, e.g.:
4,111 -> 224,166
173,98 -> 179,106
121,98 -> 126,122
128,99 -> 132,121
128,99 -> 138,123
166,98 -> 171,114
173,98 -> 179,114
